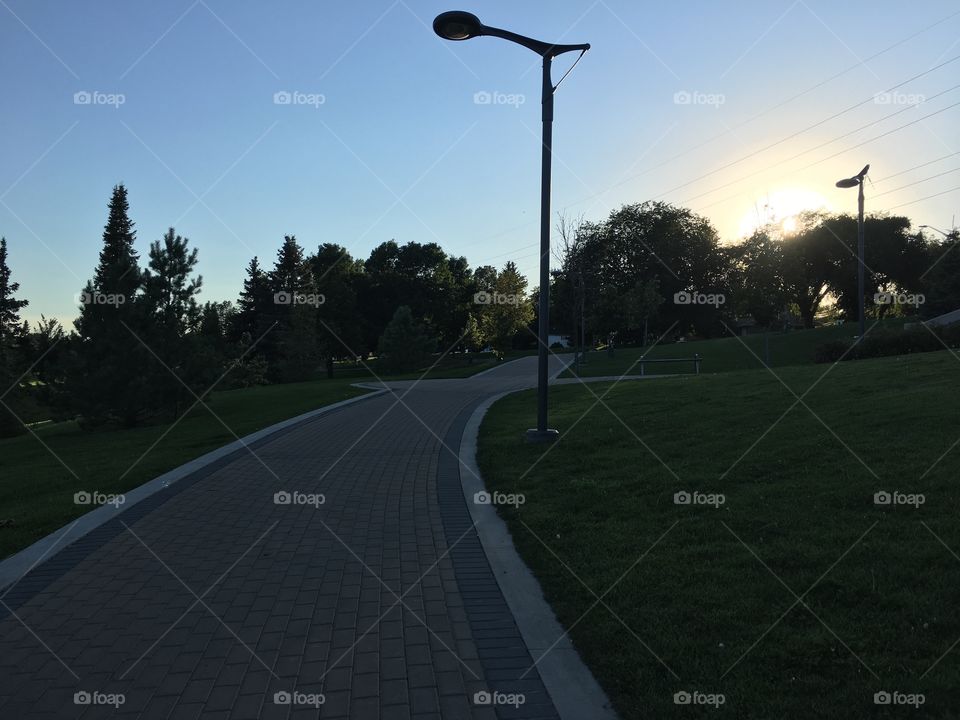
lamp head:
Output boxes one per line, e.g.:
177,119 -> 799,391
433,11 -> 484,41
836,163 -> 870,189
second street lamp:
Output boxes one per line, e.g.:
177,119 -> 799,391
433,11 -> 590,443
836,163 -> 870,338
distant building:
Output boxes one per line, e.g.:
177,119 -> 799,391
734,317 -> 757,336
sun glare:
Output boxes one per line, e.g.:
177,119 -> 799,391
738,188 -> 830,238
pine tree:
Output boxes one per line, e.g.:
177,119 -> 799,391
267,235 -> 319,382
70,184 -> 147,427
270,235 -> 312,292
142,228 -> 204,419
234,256 -> 272,340
0,238 -> 28,335
462,312 -> 484,354
377,305 -> 435,374
481,261 -> 533,357
0,237 -> 29,437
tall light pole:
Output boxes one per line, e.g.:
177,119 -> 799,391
433,11 -> 590,443
836,163 -> 870,338
920,224 -> 952,239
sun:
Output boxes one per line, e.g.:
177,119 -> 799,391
738,188 -> 831,238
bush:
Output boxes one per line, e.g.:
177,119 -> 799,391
814,325 -> 960,363
377,306 -> 435,375
223,356 -> 269,389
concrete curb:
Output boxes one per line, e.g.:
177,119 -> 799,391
458,392 -> 621,720
0,388 -> 387,593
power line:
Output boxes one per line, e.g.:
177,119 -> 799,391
889,185 -> 960,210
872,152 -> 960,184
680,86 -> 960,206
694,100 -> 960,213
872,167 -> 960,198
559,9 -> 960,210
456,10 -> 960,253
653,57 -> 960,201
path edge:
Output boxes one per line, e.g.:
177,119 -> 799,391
458,391 -> 621,720
0,387 -> 387,593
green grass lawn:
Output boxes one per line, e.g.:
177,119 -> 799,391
564,320 -> 906,378
479,350 -> 960,718
0,378 -> 369,560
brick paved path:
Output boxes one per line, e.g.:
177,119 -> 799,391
0,355 -> 568,719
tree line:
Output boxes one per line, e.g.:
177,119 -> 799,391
2,187 -> 957,436
551,201 -> 959,345
0,185 -> 533,435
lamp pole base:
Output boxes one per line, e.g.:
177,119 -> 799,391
525,428 -> 559,444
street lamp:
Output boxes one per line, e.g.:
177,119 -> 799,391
920,224 -> 951,238
835,163 -> 870,338
433,11 -> 590,443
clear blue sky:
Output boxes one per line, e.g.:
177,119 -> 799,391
2,0 -> 958,325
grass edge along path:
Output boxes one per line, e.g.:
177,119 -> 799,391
478,350 -> 960,719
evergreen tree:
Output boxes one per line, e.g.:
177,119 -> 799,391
268,235 -> 319,382
142,228 -> 204,419
462,312 -> 484,353
270,235 -> 312,292
143,229 -> 202,330
0,238 -> 28,336
0,237 -> 29,437
234,256 -> 272,340
70,184 -> 147,426
377,305 -> 435,374
481,262 -> 533,357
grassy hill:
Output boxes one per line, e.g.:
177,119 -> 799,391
563,319 -> 908,378
479,349 -> 960,719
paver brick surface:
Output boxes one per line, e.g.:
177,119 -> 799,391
0,357 -> 566,719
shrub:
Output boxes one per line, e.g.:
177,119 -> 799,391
377,306 -> 435,375
814,325 -> 960,363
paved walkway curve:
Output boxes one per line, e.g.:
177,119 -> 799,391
0,355 -> 583,719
